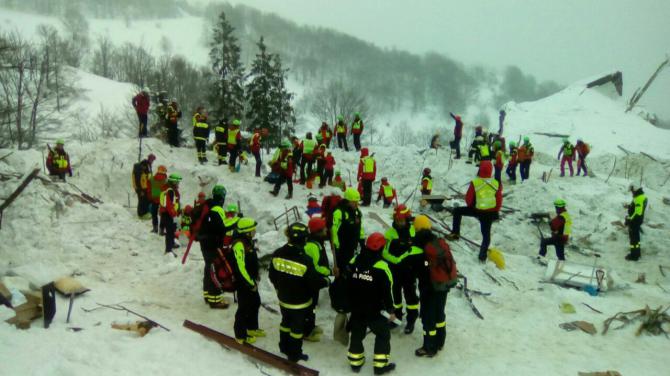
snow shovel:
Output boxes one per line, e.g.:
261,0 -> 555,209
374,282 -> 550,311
333,312 -> 349,346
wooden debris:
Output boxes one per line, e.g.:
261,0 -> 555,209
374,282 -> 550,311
578,371 -> 622,376
602,305 -> 670,336
640,151 -> 658,162
636,273 -> 646,284
111,320 -> 156,337
533,132 -> 569,138
605,156 -> 617,183
617,145 -> 631,155
582,303 -> 603,314
0,168 -> 41,229
34,175 -> 100,208
82,303 -> 170,332
559,321 -> 597,335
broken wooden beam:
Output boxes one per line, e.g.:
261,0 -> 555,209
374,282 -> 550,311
639,152 -> 658,162
0,168 -> 40,229
533,132 -> 570,138
183,320 -> 319,376
617,145 -> 631,155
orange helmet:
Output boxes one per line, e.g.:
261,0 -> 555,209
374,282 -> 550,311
393,204 -> 412,220
157,165 -> 167,174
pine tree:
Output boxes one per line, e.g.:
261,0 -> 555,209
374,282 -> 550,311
209,11 -> 244,121
246,37 -> 295,146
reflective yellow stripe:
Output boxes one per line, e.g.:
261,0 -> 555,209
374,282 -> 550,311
290,332 -> 303,339
560,211 -> 572,236
393,303 -> 403,309
194,121 -> 208,129
280,326 -> 290,333
279,299 -> 312,310
373,354 -> 389,360
272,258 -> 307,277
406,304 -> 419,310
436,321 -> 446,328
348,353 -> 365,366
472,178 -> 498,210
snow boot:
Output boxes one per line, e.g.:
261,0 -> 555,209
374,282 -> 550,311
445,233 -> 460,241
373,363 -> 396,375
303,331 -> 321,342
270,190 -> 278,197
415,347 -> 436,357
235,336 -> 256,345
285,193 -> 292,199
247,329 -> 266,338
350,365 -> 362,373
208,301 -> 229,309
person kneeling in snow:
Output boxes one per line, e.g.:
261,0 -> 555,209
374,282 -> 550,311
538,199 -> 571,261
376,177 -> 397,208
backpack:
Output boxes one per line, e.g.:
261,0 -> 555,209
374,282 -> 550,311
131,162 -> 142,190
210,251 -> 236,292
321,194 -> 342,229
329,275 -> 351,313
425,238 -> 458,291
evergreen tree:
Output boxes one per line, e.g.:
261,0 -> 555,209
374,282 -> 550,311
209,11 -> 244,121
245,37 -> 295,146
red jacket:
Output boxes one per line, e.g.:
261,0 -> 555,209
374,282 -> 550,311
146,172 -> 167,204
550,208 -> 569,243
160,187 -> 181,218
464,161 -> 502,212
508,148 -> 518,166
273,150 -> 294,177
132,93 -> 150,114
357,149 -> 376,181
325,154 -> 336,170
495,150 -> 504,169
250,132 -> 261,154
351,118 -> 364,135
450,113 -> 463,138
46,148 -> 72,176
320,127 -> 332,145
377,182 -> 396,202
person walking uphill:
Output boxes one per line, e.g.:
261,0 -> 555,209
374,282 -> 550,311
335,115 -> 349,151
351,112 -> 364,151
517,137 -> 534,181
331,188 -> 365,277
46,139 -> 73,181
229,218 -> 264,344
625,185 -> 647,261
131,153 -> 155,219
575,139 -> 590,177
227,119 -> 242,171
160,173 -> 182,255
447,160 -> 502,262
412,215 -> 457,357
347,232 -> 397,375
357,148 -> 377,206
537,199 -> 571,261
269,223 -> 329,362
270,140 -> 295,199
449,112 -> 463,159
132,88 -> 151,138
557,138 -> 575,177
192,107 -> 209,164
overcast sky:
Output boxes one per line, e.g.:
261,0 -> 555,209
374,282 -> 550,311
209,0 -> 670,117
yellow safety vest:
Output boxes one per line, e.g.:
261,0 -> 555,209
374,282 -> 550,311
352,120 -> 362,130
560,211 -> 572,236
362,157 -> 375,173
472,178 -> 498,210
422,177 -> 433,191
479,144 -> 490,158
303,139 -> 317,154
383,184 -> 394,198
159,188 -> 180,212
336,123 -> 346,134
227,128 -> 239,144
54,153 -> 68,169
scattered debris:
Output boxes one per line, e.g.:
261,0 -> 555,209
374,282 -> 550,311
111,320 -> 157,337
459,274 -> 484,320
603,305 -> 670,337
578,370 -> 622,376
559,321 -> 597,335
635,273 -> 646,284
560,302 -> 576,314
582,303 -> 603,314
0,168 -> 41,230
82,303 -> 170,332
483,270 -> 502,286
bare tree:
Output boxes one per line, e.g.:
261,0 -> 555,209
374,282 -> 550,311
307,79 -> 375,132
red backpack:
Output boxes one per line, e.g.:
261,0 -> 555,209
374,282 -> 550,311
320,194 -> 342,229
425,238 -> 458,291
211,250 -> 236,292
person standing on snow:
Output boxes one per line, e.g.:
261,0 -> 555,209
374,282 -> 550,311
250,128 -> 263,177
537,199 -> 571,261
449,112 -> 463,159
346,232 -> 397,375
575,139 -> 590,177
376,177 -> 397,208
269,222 -> 329,362
227,119 -> 242,171
493,140 -> 505,183
269,140 -> 295,199
351,112 -> 364,151
132,88 -> 151,138
331,188 -> 365,278
335,115 -> 349,151
421,168 -> 433,195
299,132 -> 318,185
447,160 -> 502,262
517,136 -> 534,181
132,153 -> 155,219
302,217 -> 332,341
321,151 -> 336,188
557,138 -> 576,177
46,139 -> 73,181
159,173 -> 182,255
192,107 -> 210,164
165,99 -> 182,147
357,148 -> 377,206
317,121 -> 333,148
215,118 -> 228,165
147,164 -> 168,234
506,141 -> 518,184
625,185 -> 647,261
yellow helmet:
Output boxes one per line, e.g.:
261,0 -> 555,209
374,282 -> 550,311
487,248 -> 505,270
413,215 -> 432,231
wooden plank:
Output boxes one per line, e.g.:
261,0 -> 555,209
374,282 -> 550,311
0,168 -> 40,229
183,320 -> 319,376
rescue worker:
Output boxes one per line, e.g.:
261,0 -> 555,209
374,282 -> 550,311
376,177 -> 397,208
227,119 -> 242,171
449,112 -> 463,159
192,107 -> 209,163
230,217 -> 264,343
315,144 -> 327,187
331,170 -> 346,192
147,165 -> 168,234
197,185 -> 230,309
351,112 -> 364,151
347,232 -> 396,375
300,132 -> 318,185
335,115 -> 349,151
269,222 -> 329,362
332,188 -> 365,277
178,205 -> 193,239
538,199 -> 571,261
131,153 -> 155,218
46,139 -> 73,181
215,118 -> 228,165
557,138 -> 575,177
160,173 -> 182,255
321,151 -> 336,188
421,168 -> 433,195
291,136 -> 302,180
493,140 -> 504,183
575,139 -> 590,177
413,215 -> 454,357
303,217 -> 332,341
506,141 -> 518,184
316,122 -> 333,148
357,148 -> 377,206
383,205 -> 419,334
165,99 -> 182,147
269,140 -> 294,199
447,161 -> 502,262
517,136 -> 534,181
625,185 -> 647,261
250,128 -> 262,177
132,88 -> 150,138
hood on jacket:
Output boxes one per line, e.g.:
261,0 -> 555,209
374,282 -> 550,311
360,148 -> 369,157
478,160 -> 493,178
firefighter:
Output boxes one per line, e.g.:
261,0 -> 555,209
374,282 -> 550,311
315,144 -> 327,187
357,148 -> 377,206
215,119 -> 228,165
447,161 -> 502,262
493,140 -> 505,183
316,121 -> 332,148
46,139 -> 73,181
197,185 -> 230,309
165,99 -> 182,147
335,115 -> 349,151
227,119 -> 242,171
321,151 -> 336,188
192,107 -> 209,163
625,185 -> 648,261
303,217 -> 332,341
506,141 -> 518,184
351,112 -> 364,151
376,178 -> 397,208
147,165 -> 168,234
518,136 -> 534,181
250,128 -> 263,177
331,170 -> 346,192
421,168 -> 433,195
131,153 -> 155,219
159,173 -> 182,255
331,188 -> 365,278
269,223 -> 329,362
382,205 -> 420,334
557,138 -> 576,177
467,136 -> 488,165
229,217 -> 264,343
300,132 -> 318,185
269,140 -> 294,199
347,232 -> 396,375
538,199 -> 571,261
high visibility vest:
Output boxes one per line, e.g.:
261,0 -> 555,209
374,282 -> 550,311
560,211 -> 572,236
472,178 -> 498,210
383,184 -> 394,198
54,153 -> 68,169
303,139 -> 317,154
193,121 -> 209,140
281,153 -> 292,170
336,123 -> 346,134
149,176 -> 163,199
227,128 -> 239,145
160,188 -> 180,212
422,177 -> 433,191
352,120 -> 362,130
564,144 -> 574,157
479,144 -> 490,158
362,157 -> 375,173
210,206 -> 226,222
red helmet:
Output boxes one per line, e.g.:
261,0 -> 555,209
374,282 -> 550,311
423,168 -> 431,175
365,232 -> 386,252
183,205 -> 193,215
157,165 -> 167,174
308,217 -> 327,234
198,192 -> 206,200
393,204 -> 412,220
